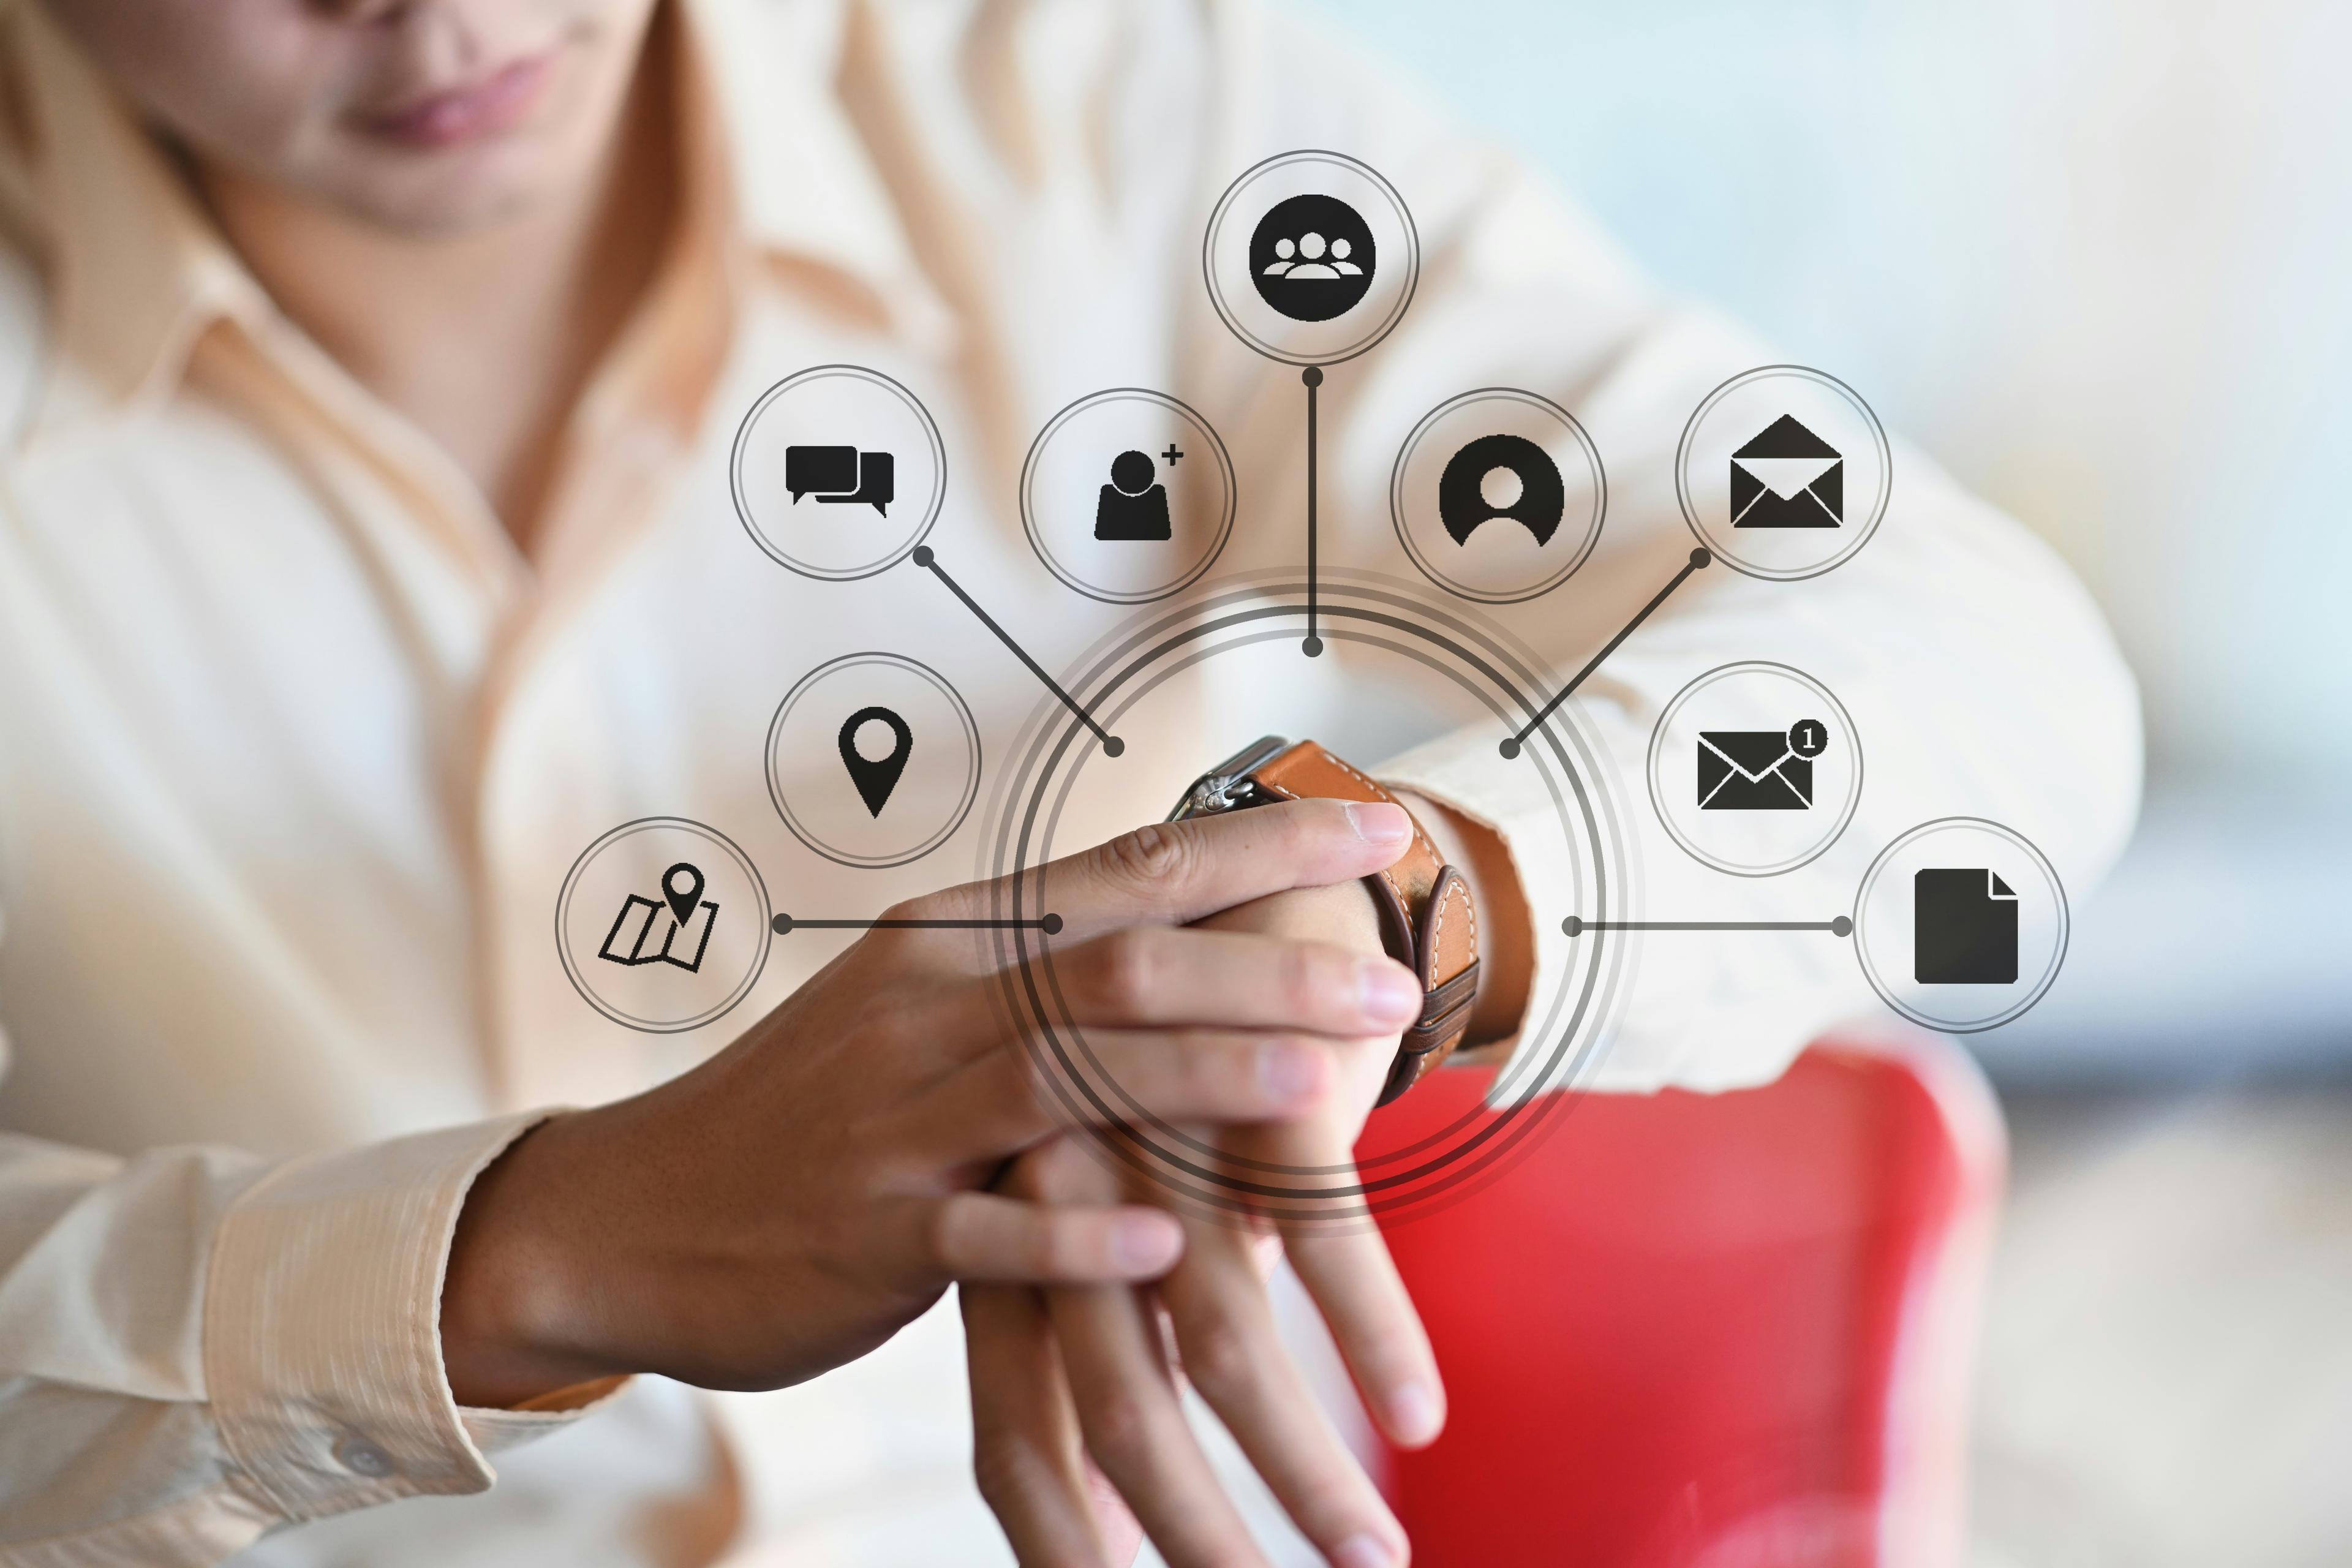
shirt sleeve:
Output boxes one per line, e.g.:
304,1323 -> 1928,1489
0,1036 -> 613,1566
1222,6 -> 2144,1094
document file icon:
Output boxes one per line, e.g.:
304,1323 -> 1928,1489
1913,869 -> 2018,984
1697,731 -> 1814,810
1731,415 -> 1842,529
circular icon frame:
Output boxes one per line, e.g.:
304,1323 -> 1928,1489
556,816 -> 772,1033
1204,150 -> 1420,366
1020,388 -> 1238,605
1674,364 -> 1890,581
730,364 -> 947,581
1852,816 -> 2069,1034
981,575 -> 1635,1223
767,652 -> 982,869
1646,662 -> 1862,876
1390,388 -> 1607,603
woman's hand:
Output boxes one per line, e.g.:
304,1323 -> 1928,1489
967,877 -> 1437,1568
439,799 -> 1425,1408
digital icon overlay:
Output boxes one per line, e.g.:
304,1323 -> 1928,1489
598,861 -> 717,971
1730,415 -> 1842,529
1204,150 -> 1420,366
839,706 -> 913,816
785,444 -> 894,515
1095,449 -> 1175,541
1021,390 -> 1234,603
1677,366 -> 1888,580
1249,193 -> 1378,322
1649,663 -> 1860,875
1697,718 -> 1829,811
559,818 -> 769,1034
1913,868 -> 2020,984
1854,819 -> 2067,1031
769,654 -> 980,868
662,144 -> 2080,1204
1440,433 -> 1564,546
733,366 -> 944,579
1392,389 -> 1605,603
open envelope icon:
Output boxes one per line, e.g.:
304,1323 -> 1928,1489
1731,414 -> 1842,528
1696,730 -> 1814,810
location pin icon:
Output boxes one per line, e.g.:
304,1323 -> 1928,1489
661,862 -> 705,927
839,706 -> 914,817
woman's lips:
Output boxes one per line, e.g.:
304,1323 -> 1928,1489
356,52 -> 557,149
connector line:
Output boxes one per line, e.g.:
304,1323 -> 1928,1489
911,545 -> 1124,756
1563,915 -> 1853,937
774,913 -> 1064,935
1302,366 -> 1325,657
1501,546 -> 1714,758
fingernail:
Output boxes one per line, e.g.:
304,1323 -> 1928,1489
1335,1532 -> 1401,1568
1112,1215 -> 1182,1273
1344,801 -> 1411,843
1390,1381 -> 1444,1447
1258,1043 -> 1326,1104
1360,960 -> 1422,1026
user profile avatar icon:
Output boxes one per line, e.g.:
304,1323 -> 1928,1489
1094,449 -> 1174,541
1390,389 -> 1605,603
1022,390 -> 1234,603
1248,194 -> 1378,322
1439,434 -> 1564,546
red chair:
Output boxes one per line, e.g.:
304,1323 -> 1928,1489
1358,1034 -> 2005,1568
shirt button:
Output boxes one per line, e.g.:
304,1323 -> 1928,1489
333,1434 -> 396,1479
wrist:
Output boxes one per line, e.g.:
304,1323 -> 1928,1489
441,1112 -> 627,1408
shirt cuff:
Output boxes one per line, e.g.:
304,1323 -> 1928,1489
202,1111 -> 606,1520
1378,731 -> 1583,1094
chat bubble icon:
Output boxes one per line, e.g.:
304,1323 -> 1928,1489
785,445 -> 894,516
786,444 -> 858,503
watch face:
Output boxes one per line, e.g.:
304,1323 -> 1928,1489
1167,735 -> 1292,821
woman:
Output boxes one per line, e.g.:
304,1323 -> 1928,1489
0,0 -> 2138,1563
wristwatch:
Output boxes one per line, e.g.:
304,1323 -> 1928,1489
1169,737 -> 1480,1105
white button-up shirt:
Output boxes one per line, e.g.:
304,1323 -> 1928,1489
0,0 -> 2139,1561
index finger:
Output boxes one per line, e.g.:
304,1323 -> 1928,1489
928,798 -> 1414,941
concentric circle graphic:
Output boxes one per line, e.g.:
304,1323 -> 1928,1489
767,653 -> 982,869
1391,388 -> 1607,603
557,817 -> 771,1033
1020,389 -> 1237,604
1675,364 -> 1890,581
980,573 -> 1633,1223
1852,816 -> 2069,1033
1646,661 -> 1861,876
1204,151 -> 1420,366
731,365 -> 946,580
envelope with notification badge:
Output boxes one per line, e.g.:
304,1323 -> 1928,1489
1696,730 -> 1813,810
1730,414 -> 1842,528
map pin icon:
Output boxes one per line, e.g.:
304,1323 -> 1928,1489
839,706 -> 913,817
661,862 -> 705,926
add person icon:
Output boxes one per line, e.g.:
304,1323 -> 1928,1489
1094,449 -> 1172,541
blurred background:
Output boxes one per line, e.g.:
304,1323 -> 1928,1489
1306,1 -> 2352,1562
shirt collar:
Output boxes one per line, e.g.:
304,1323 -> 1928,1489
684,0 -> 954,346
6,0 -> 949,455
8,1 -> 267,450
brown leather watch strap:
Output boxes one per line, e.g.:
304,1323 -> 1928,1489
1248,742 -> 1480,1104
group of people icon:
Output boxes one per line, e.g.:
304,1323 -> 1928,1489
1262,230 -> 1363,280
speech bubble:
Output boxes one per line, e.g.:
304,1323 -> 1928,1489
784,445 -> 894,516
837,450 -> 893,516
786,444 -> 859,504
